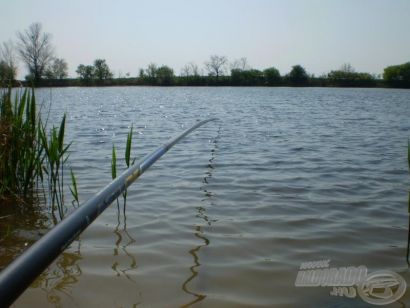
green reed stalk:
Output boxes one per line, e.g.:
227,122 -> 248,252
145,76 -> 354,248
111,143 -> 120,208
69,168 -> 79,207
39,114 -> 71,219
123,124 -> 135,203
111,144 -> 117,180
110,125 -> 135,206
125,124 -> 133,168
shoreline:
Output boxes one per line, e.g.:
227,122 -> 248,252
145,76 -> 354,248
9,80 -> 410,89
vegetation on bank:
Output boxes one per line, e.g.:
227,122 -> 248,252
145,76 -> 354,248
21,70 -> 386,88
0,87 -> 136,221
0,88 -> 75,221
1,22 -> 410,88
0,89 -> 42,198
384,62 -> 410,88
13,58 -> 410,88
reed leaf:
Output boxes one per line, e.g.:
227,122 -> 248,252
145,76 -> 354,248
111,144 -> 117,179
69,169 -> 79,207
58,114 -> 66,152
125,124 -> 133,168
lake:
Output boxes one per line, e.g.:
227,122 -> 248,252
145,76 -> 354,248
3,86 -> 410,307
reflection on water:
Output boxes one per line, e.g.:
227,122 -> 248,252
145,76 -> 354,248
0,200 -> 49,271
33,240 -> 82,305
182,125 -> 220,307
181,225 -> 208,307
112,200 -> 137,281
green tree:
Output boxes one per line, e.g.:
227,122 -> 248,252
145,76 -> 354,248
328,64 -> 375,86
263,67 -> 281,85
93,59 -> 112,80
138,68 -> 145,78
76,64 -> 95,82
288,65 -> 309,85
231,69 -> 264,86
45,58 -> 68,79
156,65 -> 174,85
383,62 -> 410,88
137,68 -> 148,84
145,63 -> 157,84
147,63 -> 157,76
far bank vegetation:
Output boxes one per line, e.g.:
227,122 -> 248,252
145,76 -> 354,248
1,22 -> 409,88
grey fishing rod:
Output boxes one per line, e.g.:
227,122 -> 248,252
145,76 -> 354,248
0,118 -> 218,307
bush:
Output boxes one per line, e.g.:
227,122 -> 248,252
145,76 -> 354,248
383,62 -> 410,88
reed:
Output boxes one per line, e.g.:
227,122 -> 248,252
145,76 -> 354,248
69,168 -> 79,207
39,114 -> 72,219
0,88 -> 75,220
0,88 -> 43,199
111,144 -> 117,180
125,124 -> 134,168
123,124 -> 135,203
111,125 -> 135,205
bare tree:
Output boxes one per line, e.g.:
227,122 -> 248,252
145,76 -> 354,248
180,65 -> 190,77
230,57 -> 250,71
188,62 -> 199,76
0,40 -> 18,82
205,55 -> 227,78
180,62 -> 199,77
17,23 -> 54,82
340,63 -> 355,73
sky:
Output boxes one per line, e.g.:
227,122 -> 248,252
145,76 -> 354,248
1,0 -> 409,79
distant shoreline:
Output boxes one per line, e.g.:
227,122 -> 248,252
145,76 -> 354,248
10,77 -> 409,89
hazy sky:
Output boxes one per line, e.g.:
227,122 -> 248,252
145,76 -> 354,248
1,0 -> 409,79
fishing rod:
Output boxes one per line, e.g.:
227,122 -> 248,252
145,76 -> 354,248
0,118 -> 218,307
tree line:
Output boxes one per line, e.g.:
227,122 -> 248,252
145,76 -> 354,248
1,22 -> 410,88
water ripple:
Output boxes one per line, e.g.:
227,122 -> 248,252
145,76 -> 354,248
12,87 -> 410,307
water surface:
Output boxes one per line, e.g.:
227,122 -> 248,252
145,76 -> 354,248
4,87 -> 410,307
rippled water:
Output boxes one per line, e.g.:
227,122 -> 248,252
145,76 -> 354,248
5,87 -> 410,307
